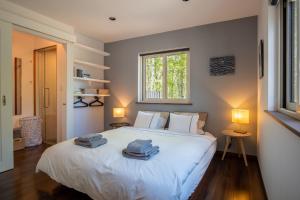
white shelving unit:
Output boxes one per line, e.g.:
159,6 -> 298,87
74,59 -> 110,70
74,43 -> 110,56
73,77 -> 110,83
73,43 -> 110,108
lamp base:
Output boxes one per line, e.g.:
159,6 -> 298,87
234,129 -> 248,134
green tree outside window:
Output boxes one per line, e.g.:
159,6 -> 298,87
143,51 -> 189,102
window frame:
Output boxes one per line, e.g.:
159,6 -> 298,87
280,0 -> 300,113
138,48 -> 191,104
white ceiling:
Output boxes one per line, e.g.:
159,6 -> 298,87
8,0 -> 260,43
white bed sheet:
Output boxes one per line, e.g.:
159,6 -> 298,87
36,127 -> 216,200
180,137 -> 216,200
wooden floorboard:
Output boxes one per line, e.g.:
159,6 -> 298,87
0,144 -> 267,200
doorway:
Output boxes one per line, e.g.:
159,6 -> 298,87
0,19 -> 71,173
12,30 -> 66,150
34,46 -> 57,144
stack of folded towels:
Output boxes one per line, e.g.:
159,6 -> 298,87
74,133 -> 107,148
122,139 -> 159,160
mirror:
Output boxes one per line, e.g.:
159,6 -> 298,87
14,57 -> 22,115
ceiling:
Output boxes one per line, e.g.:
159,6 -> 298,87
8,0 -> 260,43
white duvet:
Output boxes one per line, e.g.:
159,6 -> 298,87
36,127 -> 216,200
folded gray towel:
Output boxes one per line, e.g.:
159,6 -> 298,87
122,146 -> 159,160
126,146 -> 159,157
127,139 -> 153,154
78,133 -> 103,142
75,138 -> 107,148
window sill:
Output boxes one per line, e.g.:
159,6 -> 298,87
136,101 -> 192,105
265,110 -> 300,137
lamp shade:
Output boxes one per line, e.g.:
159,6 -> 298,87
113,107 -> 125,118
232,109 -> 249,124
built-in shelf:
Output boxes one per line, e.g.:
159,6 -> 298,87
73,77 -> 110,83
73,43 -> 110,107
73,93 -> 110,97
74,59 -> 110,70
75,43 -> 110,56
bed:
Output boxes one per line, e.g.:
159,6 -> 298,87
36,115 -> 216,200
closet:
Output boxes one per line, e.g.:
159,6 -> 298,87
34,46 -> 57,144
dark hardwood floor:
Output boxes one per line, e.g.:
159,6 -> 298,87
191,152 -> 267,200
0,144 -> 267,200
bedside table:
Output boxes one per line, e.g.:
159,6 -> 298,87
109,122 -> 130,129
221,129 -> 251,166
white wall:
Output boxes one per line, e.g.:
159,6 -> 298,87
257,1 -> 300,200
12,31 -> 35,125
73,33 -> 105,136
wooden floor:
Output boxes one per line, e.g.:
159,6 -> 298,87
0,144 -> 267,200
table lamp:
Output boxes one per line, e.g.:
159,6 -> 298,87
232,109 -> 249,134
113,107 -> 125,118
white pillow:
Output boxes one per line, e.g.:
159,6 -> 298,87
134,111 -> 154,128
174,112 -> 205,131
149,112 -> 168,129
169,113 -> 199,134
156,117 -> 167,129
134,111 -> 169,129
149,112 -> 161,128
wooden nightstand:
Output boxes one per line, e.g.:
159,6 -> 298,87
109,122 -> 130,129
221,129 -> 251,166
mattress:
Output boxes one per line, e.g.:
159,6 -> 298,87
36,127 -> 216,200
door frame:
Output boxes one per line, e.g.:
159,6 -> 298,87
2,25 -> 73,172
0,20 -> 13,172
13,25 -> 74,142
0,4 -> 75,171
16,26 -> 72,142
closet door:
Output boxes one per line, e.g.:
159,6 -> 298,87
36,50 -> 46,141
35,47 -> 57,144
0,20 -> 13,172
44,48 -> 57,144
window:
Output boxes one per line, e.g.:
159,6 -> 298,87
138,48 -> 190,104
282,0 -> 300,111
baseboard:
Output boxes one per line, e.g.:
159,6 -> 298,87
256,158 -> 269,200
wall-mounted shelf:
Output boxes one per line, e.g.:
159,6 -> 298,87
74,59 -> 110,70
73,42 -> 111,110
73,77 -> 110,83
74,43 -> 110,56
73,93 -> 110,97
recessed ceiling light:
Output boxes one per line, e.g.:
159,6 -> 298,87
182,0 -> 189,2
109,17 -> 116,21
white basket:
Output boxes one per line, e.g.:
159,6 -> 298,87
20,116 -> 42,147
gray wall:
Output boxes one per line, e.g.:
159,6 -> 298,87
104,16 -> 258,154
